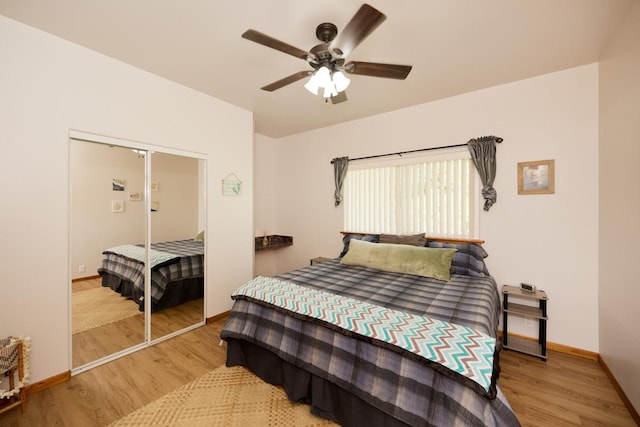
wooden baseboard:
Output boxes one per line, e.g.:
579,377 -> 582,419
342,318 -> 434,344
71,274 -> 100,283
498,330 -> 598,360
25,371 -> 70,396
546,340 -> 598,360
206,310 -> 230,324
598,355 -> 640,425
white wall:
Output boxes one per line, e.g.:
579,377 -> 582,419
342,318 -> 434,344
254,133 -> 283,277
599,0 -> 640,413
0,16 -> 254,383
256,64 -> 600,352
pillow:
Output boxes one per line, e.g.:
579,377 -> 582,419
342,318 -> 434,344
378,233 -> 426,247
341,238 -> 457,281
339,233 -> 379,257
427,241 -> 490,277
195,230 -> 205,241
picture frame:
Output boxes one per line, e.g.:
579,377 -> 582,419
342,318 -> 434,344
112,178 -> 125,191
518,159 -> 555,195
128,191 -> 142,201
111,200 -> 125,213
222,173 -> 242,196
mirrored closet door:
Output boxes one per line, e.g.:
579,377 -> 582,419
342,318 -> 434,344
69,133 -> 206,372
149,152 -> 205,340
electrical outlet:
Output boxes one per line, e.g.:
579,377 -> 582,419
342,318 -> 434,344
79,264 -> 86,273
524,316 -> 534,327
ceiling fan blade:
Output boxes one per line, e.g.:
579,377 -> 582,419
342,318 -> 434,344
242,29 -> 313,61
331,91 -> 348,104
344,61 -> 412,80
261,71 -> 313,92
329,4 -> 386,58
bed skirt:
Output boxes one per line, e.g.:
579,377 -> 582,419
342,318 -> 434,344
225,338 -> 411,427
100,273 -> 203,312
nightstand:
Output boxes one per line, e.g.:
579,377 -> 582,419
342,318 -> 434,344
501,284 -> 548,360
310,257 -> 332,265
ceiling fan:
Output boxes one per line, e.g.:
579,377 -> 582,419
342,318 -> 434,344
242,3 -> 412,104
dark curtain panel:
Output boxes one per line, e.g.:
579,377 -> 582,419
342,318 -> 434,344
467,136 -> 500,211
332,156 -> 349,206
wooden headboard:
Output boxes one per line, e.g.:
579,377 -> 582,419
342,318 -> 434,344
340,231 -> 484,245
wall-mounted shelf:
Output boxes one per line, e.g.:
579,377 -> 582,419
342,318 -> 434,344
255,235 -> 293,252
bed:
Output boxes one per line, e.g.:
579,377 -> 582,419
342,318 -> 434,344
220,233 -> 520,427
98,239 -> 204,312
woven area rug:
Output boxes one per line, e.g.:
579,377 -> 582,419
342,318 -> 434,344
72,286 -> 142,334
110,365 -> 338,427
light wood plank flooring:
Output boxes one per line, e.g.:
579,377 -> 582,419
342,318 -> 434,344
1,319 -> 636,426
72,278 -> 204,367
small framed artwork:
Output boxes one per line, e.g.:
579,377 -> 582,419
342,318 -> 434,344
111,200 -> 125,213
150,181 -> 159,192
518,160 -> 555,195
222,173 -> 242,196
128,192 -> 142,201
112,178 -> 125,191
150,201 -> 159,212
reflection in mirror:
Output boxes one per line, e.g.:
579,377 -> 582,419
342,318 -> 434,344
70,141 -> 146,368
149,152 -> 205,340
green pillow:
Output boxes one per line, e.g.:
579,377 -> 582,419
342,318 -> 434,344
340,238 -> 457,281
195,230 -> 205,241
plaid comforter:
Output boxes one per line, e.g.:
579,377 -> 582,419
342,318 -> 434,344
221,259 -> 520,427
97,239 -> 204,304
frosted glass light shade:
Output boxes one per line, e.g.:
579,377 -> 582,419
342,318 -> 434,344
304,73 -> 321,95
323,83 -> 338,98
332,71 -> 351,93
305,66 -> 332,95
304,66 -> 346,98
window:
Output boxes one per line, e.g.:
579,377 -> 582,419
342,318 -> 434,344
343,151 -> 478,238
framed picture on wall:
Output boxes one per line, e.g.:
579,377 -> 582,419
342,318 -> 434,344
111,200 -> 124,213
128,192 -> 142,201
518,159 -> 555,195
112,178 -> 125,191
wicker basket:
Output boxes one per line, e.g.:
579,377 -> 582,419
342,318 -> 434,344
0,336 -> 30,414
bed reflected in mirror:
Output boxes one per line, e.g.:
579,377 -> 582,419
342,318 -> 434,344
70,138 -> 206,370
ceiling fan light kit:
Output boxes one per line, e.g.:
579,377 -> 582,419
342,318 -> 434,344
303,67 -> 350,98
242,3 -> 412,103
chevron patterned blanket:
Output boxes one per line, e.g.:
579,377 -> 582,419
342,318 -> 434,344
232,275 -> 496,394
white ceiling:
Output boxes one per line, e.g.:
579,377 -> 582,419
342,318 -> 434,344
0,0 -> 634,138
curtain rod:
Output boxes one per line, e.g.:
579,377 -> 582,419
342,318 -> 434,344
330,137 -> 503,164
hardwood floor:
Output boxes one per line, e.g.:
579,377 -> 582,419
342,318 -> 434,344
72,278 -> 204,367
1,319 -> 636,426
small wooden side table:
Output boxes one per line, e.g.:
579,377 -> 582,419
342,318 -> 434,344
502,284 -> 548,360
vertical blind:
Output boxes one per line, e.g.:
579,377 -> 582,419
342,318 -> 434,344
344,157 -> 474,238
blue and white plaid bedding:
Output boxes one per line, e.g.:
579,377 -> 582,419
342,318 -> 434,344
221,259 -> 520,427
98,239 -> 204,303
232,276 -> 498,395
